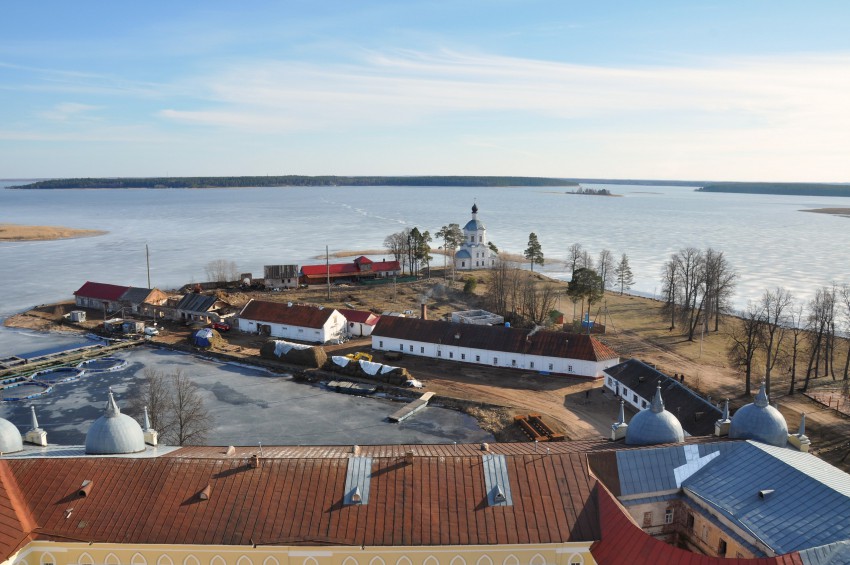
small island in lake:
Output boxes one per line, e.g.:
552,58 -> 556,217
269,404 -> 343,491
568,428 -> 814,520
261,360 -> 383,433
0,223 -> 107,241
801,208 -> 850,218
565,186 -> 621,197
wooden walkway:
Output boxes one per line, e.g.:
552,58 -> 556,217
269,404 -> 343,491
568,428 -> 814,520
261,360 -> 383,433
388,392 -> 435,423
0,339 -> 143,381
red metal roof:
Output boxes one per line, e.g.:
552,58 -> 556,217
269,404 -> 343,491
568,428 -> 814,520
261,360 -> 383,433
239,300 -> 336,329
301,258 -> 401,278
338,309 -> 380,325
590,483 -> 804,565
73,281 -> 131,301
373,316 -> 619,362
4,449 -> 599,548
0,461 -> 34,559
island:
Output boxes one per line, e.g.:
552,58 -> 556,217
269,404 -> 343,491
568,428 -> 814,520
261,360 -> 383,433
10,175 -> 579,189
565,186 -> 620,196
0,223 -> 107,241
801,208 -> 850,218
696,182 -> 850,197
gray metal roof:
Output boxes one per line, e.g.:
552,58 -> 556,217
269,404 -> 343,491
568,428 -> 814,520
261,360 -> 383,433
615,443 -> 727,497
483,453 -> 513,506
176,293 -> 218,313
85,392 -> 145,455
683,441 -> 850,555
120,286 -> 154,305
463,219 -> 485,231
0,417 -> 23,453
799,540 -> 850,565
343,456 -> 372,505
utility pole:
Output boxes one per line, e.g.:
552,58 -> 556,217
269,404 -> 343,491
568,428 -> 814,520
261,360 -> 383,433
146,244 -> 151,289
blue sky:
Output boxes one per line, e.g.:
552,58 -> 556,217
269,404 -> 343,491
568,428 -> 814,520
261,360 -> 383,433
2,1 -> 849,181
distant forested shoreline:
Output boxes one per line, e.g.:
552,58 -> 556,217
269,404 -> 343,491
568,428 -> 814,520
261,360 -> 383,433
10,176 -> 579,189
697,182 -> 850,197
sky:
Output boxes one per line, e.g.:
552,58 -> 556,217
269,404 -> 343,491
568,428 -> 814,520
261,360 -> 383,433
1,1 -> 849,182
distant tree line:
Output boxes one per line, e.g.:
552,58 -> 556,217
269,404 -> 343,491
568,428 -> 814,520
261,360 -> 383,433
11,176 -> 579,190
697,182 -> 850,197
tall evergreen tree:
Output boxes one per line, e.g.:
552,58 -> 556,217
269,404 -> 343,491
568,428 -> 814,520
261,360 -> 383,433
614,253 -> 635,295
524,232 -> 544,272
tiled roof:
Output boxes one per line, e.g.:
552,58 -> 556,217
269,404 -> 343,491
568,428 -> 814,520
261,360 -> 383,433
239,300 -> 336,328
373,316 -> 619,362
591,483 -> 804,565
338,309 -> 379,325
73,282 -> 130,301
604,359 -> 722,436
4,448 -> 599,548
176,293 -> 219,313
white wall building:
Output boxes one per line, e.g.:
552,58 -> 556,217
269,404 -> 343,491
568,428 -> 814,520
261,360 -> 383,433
237,299 -> 346,344
372,316 -> 619,378
455,203 -> 498,270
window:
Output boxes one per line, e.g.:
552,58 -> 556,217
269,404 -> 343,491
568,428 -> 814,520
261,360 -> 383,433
400,344 -> 404,351
449,352 -> 454,359
298,328 -> 303,333
633,394 -> 638,402
420,347 -> 425,353
664,508 -> 674,524
642,400 -> 648,409
476,355 -> 480,362
718,539 -> 727,556
437,350 -> 442,357
642,512 -> 652,527
379,340 -> 383,347
493,357 -> 498,364
461,353 -> 465,360
568,365 -> 573,372
701,524 -> 709,542
548,363 -> 553,371
687,513 -> 695,529
530,361 -> 535,369
511,359 -> 516,367
409,345 -> 413,352
461,261 -> 465,267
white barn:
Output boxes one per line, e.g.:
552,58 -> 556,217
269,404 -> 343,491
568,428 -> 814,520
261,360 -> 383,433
237,299 -> 346,344
371,316 -> 619,378
338,308 -> 380,338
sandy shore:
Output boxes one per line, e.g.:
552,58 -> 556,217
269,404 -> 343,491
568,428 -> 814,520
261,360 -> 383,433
0,223 -> 108,241
801,208 -> 850,218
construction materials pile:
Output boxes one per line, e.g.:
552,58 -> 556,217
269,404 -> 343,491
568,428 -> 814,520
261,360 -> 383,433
325,355 -> 413,386
259,339 -> 327,368
190,328 -> 225,350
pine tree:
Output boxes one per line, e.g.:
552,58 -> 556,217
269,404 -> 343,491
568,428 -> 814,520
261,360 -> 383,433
615,253 -> 634,295
524,232 -> 544,272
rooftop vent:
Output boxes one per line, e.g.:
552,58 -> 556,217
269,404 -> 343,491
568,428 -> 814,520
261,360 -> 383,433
199,484 -> 212,501
759,489 -> 775,499
493,484 -> 506,503
78,480 -> 93,497
405,450 -> 414,465
480,442 -> 490,452
249,454 -> 260,469
225,445 -> 236,456
350,486 -> 363,504
287,302 -> 293,307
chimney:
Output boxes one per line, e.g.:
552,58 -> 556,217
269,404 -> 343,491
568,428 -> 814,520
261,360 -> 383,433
405,450 -> 415,465
199,484 -> 212,501
78,480 -> 93,497
24,406 -> 48,446
249,454 -> 260,469
421,303 -> 427,320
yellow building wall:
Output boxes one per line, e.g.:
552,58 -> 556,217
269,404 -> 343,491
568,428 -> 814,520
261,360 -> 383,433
7,541 -> 597,565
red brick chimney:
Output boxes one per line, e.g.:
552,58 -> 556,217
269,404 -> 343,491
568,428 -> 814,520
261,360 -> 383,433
421,303 -> 427,320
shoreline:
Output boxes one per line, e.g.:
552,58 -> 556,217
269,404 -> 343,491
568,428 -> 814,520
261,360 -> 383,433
0,223 -> 108,241
801,208 -> 850,218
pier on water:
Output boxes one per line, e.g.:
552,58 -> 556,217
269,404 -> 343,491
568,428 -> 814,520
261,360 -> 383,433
388,392 -> 435,423
0,339 -> 142,382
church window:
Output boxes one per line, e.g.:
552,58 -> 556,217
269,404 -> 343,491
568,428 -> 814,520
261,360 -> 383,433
718,539 -> 727,556
687,513 -> 695,529
665,508 -> 674,524
642,512 -> 652,527
461,261 -> 465,267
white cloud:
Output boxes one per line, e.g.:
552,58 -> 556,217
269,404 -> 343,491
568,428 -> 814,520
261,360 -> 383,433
38,102 -> 101,122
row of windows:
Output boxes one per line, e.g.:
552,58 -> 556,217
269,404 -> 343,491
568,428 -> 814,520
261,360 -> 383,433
382,341 -> 563,371
687,512 -> 730,557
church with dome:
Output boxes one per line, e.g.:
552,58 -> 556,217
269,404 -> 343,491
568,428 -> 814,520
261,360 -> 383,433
454,203 -> 498,271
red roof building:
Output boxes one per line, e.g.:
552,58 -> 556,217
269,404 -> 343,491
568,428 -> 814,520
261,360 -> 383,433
300,256 -> 401,284
73,281 -> 131,311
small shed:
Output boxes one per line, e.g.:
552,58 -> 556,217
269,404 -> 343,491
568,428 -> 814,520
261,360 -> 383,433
122,320 -> 145,334
69,311 -> 87,323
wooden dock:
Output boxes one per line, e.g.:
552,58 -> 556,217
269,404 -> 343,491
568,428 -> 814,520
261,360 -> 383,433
326,380 -> 378,395
388,392 -> 435,423
0,339 -> 143,381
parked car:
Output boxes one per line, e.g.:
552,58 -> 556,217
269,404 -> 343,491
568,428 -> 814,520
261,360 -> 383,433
210,321 -> 231,332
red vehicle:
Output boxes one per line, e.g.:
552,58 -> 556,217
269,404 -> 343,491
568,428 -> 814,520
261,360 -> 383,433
210,321 -> 231,332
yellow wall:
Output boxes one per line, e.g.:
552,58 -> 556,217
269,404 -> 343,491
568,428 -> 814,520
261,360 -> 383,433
8,541 -> 597,565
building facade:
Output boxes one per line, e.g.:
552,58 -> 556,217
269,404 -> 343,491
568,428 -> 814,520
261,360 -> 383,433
455,204 -> 498,271
237,300 -> 346,344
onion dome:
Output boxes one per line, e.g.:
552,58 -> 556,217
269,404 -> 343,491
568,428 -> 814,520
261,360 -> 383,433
85,390 -> 145,455
471,203 -> 478,214
0,416 -> 23,454
625,383 -> 685,446
729,383 -> 788,447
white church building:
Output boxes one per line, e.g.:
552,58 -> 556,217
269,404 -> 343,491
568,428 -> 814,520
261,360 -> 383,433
455,203 -> 498,270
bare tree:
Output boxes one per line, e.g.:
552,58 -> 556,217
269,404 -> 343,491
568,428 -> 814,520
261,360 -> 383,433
614,253 -> 634,295
728,301 -> 763,396
661,256 -> 679,329
169,370 -> 213,446
521,277 -> 558,326
580,250 -> 594,271
205,259 -> 239,283
803,286 -> 835,392
703,249 -> 737,332
567,243 -> 583,278
786,303 -> 805,395
384,230 -> 410,273
758,287 -> 793,396
597,249 -> 614,291
841,285 -> 850,381
129,368 -> 213,445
